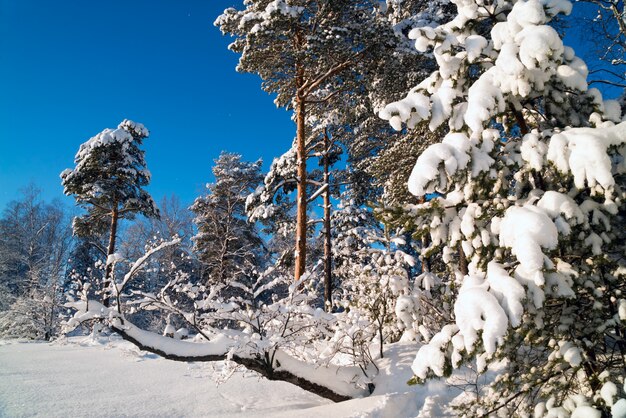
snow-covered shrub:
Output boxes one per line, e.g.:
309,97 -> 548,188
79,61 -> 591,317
0,289 -> 59,340
332,200 -> 417,360
63,248 -> 374,399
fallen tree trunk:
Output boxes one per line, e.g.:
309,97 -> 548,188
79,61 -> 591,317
110,322 -> 352,402
65,300 -> 370,403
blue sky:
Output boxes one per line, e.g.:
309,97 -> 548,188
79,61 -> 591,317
0,1 -> 619,213
0,0 -> 295,211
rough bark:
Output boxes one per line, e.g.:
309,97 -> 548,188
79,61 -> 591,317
294,38 -> 308,282
103,205 -> 119,307
458,243 -> 468,276
322,131 -> 332,311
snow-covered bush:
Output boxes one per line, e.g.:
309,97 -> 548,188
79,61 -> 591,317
0,288 -> 59,340
63,246 -> 372,400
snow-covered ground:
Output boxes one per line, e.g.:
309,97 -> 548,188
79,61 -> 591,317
0,337 -> 465,417
0,337 -> 329,418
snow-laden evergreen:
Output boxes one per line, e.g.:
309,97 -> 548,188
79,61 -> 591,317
381,0 -> 626,414
191,152 -> 265,289
61,120 -> 158,223
61,120 -> 159,307
216,0 -> 389,282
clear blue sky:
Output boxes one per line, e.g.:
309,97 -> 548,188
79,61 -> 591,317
0,1 -> 619,212
0,0 -> 295,211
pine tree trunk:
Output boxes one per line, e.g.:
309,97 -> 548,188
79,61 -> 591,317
295,96 -> 307,281
103,205 -> 119,307
294,32 -> 307,282
322,131 -> 332,311
421,235 -> 431,273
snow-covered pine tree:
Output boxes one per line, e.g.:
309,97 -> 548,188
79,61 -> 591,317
344,0 -> 454,204
190,153 -> 265,291
332,197 -> 380,304
216,0 -> 386,282
330,195 -> 417,359
61,120 -> 159,307
380,0 -> 626,414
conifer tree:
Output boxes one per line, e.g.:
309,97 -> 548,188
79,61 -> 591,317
216,0 -> 386,281
190,153 -> 265,288
380,0 -> 626,414
61,119 -> 159,307
331,196 -> 417,358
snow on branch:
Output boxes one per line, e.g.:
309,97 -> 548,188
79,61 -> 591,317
63,300 -> 370,402
118,237 -> 182,293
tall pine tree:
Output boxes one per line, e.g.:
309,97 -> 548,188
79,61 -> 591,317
216,0 -> 387,281
61,119 -> 159,307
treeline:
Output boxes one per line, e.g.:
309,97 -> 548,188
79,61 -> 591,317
0,186 -> 72,339
0,185 -> 193,339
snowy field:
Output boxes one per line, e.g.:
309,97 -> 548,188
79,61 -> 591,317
0,338 -> 455,418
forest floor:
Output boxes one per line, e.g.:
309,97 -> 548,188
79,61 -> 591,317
0,337 -> 469,417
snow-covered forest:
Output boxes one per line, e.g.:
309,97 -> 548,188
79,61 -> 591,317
2,0 -> 626,416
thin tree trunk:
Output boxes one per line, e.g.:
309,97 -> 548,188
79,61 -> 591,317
421,235 -> 431,273
322,130 -> 332,311
103,205 -> 119,307
45,282 -> 58,341
378,299 -> 387,359
294,33 -> 308,282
